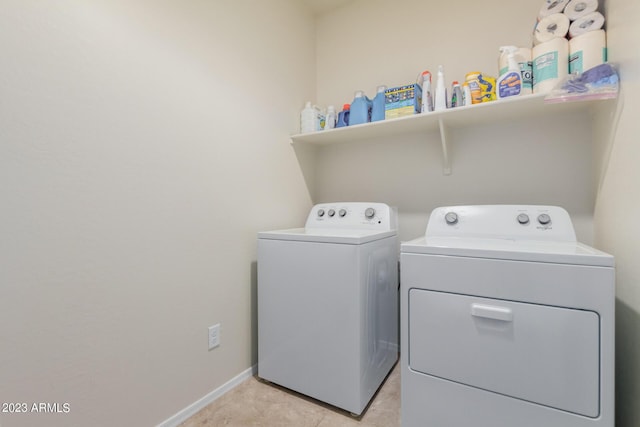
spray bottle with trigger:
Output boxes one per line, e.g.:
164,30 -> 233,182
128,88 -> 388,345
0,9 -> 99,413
497,46 -> 522,100
433,65 -> 447,111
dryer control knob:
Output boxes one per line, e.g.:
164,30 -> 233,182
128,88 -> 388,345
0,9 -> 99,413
339,209 -> 347,217
517,213 -> 530,225
317,209 -> 325,217
537,214 -> 551,225
365,208 -> 376,219
328,209 -> 336,217
445,212 -> 458,225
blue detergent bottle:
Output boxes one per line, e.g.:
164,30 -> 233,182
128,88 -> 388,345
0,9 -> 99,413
371,85 -> 387,122
336,103 -> 350,128
349,90 -> 371,126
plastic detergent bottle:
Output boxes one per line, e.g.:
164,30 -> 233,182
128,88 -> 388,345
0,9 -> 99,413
349,90 -> 371,126
465,72 -> 482,104
462,82 -> 472,106
450,81 -> 463,108
497,46 -> 523,100
371,85 -> 387,122
337,103 -> 350,128
434,66 -> 447,111
420,70 -> 433,113
300,101 -> 318,133
325,105 -> 336,130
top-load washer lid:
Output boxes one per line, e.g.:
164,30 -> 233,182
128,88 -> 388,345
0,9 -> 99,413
258,202 -> 397,245
401,205 -> 614,267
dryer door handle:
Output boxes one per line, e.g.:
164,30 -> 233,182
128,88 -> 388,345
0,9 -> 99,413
471,303 -> 513,322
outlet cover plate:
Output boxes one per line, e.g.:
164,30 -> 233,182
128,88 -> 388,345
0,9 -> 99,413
208,324 -> 220,350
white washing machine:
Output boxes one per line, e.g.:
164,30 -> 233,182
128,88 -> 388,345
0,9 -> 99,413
258,202 -> 399,415
400,205 -> 614,427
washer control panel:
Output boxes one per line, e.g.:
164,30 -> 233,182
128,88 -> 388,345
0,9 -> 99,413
428,205 -> 577,242
306,202 -> 397,231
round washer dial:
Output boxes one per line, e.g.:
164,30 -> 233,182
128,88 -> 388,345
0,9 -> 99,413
445,212 -> 458,225
537,214 -> 551,225
317,209 -> 325,217
328,209 -> 335,217
364,208 -> 376,219
517,213 -> 530,225
339,209 -> 347,217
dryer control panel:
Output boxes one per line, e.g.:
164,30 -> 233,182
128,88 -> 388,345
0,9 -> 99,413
305,202 -> 397,231
426,205 -> 577,242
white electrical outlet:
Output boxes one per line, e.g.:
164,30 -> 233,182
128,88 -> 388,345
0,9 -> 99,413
208,323 -> 220,350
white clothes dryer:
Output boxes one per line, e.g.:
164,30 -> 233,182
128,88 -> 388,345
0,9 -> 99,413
400,205 -> 614,427
258,202 -> 398,416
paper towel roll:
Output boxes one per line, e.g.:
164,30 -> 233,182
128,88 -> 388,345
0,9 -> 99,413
569,11 -> 605,37
538,0 -> 571,20
564,0 -> 599,21
534,13 -> 570,45
533,37 -> 569,94
499,48 -> 533,95
569,29 -> 607,73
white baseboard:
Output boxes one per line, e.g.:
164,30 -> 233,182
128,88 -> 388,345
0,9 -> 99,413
157,364 -> 258,427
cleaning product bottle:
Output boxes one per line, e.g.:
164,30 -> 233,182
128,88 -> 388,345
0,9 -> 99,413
434,66 -> 447,111
349,90 -> 371,126
300,101 -> 319,133
371,85 -> 387,122
462,82 -> 472,106
497,46 -> 523,100
337,103 -> 350,128
465,72 -> 482,104
420,71 -> 433,113
325,105 -> 337,130
450,81 -> 463,108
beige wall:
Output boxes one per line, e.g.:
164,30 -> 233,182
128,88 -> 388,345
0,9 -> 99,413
0,1 -> 313,426
2,1 -> 638,426
314,0 -> 596,243
594,0 -> 640,426
314,1 -> 640,425
316,0 -> 538,108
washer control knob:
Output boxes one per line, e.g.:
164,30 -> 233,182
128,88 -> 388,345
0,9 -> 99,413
517,213 -> 530,225
537,214 -> 551,225
445,212 -> 458,225
339,209 -> 347,217
364,208 -> 376,219
317,209 -> 325,217
328,209 -> 336,217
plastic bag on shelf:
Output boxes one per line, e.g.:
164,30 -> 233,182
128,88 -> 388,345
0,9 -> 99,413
544,63 -> 619,104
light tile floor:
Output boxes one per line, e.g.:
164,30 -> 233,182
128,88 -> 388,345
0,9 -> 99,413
180,363 -> 400,427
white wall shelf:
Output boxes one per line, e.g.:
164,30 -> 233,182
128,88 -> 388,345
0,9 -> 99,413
290,93 -> 610,175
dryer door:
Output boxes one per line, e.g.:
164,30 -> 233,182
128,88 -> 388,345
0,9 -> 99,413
408,289 -> 600,417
